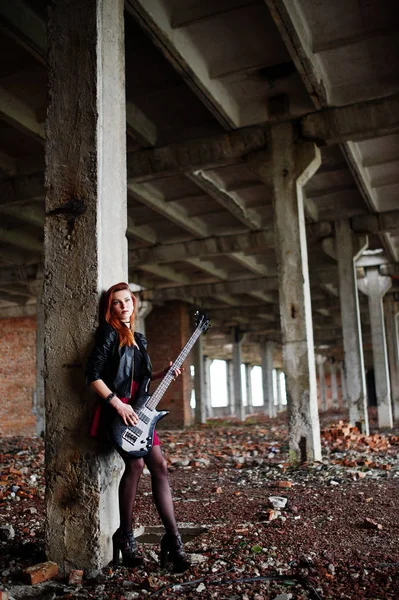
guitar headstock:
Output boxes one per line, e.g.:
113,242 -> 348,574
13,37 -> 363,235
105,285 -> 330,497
194,311 -> 211,332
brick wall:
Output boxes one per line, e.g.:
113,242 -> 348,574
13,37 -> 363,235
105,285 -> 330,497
145,301 -> 193,428
0,317 -> 36,436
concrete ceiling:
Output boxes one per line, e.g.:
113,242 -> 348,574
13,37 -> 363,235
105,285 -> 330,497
0,0 -> 398,365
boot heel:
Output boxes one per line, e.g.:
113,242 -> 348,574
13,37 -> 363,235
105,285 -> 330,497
112,540 -> 121,566
159,544 -> 168,568
160,533 -> 190,573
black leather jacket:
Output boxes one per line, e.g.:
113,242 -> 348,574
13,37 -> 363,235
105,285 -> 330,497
86,322 -> 152,398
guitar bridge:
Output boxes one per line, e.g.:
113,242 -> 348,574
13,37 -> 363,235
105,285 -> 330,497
122,430 -> 138,446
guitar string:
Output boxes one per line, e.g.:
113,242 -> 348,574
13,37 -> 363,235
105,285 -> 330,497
132,327 -> 202,427
124,321 -> 209,441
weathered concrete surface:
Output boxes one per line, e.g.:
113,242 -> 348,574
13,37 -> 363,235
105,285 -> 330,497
384,295 -> 399,421
193,335 -> 206,424
301,94 -> 399,143
44,0 -> 127,572
127,126 -> 266,182
358,268 -> 393,428
261,341 -> 275,418
245,364 -> 253,414
335,220 -> 369,433
252,123 -> 321,462
226,359 -> 235,416
232,328 -> 244,421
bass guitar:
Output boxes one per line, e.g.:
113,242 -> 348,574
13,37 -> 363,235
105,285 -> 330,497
109,311 -> 211,457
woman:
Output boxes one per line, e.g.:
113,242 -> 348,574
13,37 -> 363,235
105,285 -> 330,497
86,282 -> 189,572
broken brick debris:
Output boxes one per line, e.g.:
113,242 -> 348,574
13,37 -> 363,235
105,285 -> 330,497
23,561 -> 59,585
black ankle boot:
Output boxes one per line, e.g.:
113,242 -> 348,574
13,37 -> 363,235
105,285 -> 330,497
112,528 -> 143,567
160,533 -> 190,573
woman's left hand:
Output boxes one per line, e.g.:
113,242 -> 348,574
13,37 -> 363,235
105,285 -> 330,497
165,361 -> 183,380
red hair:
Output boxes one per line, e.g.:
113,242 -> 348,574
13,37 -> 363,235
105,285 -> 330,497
103,282 -> 137,347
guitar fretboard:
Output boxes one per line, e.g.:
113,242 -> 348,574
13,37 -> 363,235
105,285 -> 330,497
146,327 -> 202,411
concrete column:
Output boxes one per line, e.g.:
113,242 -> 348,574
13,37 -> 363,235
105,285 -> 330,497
339,362 -> 347,406
385,295 -> 399,420
261,341 -> 275,418
232,327 -> 245,421
45,0 -> 127,572
193,335 -> 206,424
252,124 -> 322,462
35,281 -> 45,437
134,299 -> 152,335
275,369 -> 283,412
358,267 -> 393,428
204,356 -> 213,418
226,359 -> 235,416
245,364 -> 253,414
316,355 -> 327,412
335,220 -> 369,432
330,360 -> 339,409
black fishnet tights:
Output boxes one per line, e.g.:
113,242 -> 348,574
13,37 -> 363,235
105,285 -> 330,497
119,445 -> 178,536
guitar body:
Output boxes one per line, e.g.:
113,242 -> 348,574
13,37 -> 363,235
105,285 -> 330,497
109,311 -> 210,458
110,391 -> 169,458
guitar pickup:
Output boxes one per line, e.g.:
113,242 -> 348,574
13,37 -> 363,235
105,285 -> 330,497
140,414 -> 150,424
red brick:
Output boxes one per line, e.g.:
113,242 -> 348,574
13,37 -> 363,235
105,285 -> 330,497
23,561 -> 59,584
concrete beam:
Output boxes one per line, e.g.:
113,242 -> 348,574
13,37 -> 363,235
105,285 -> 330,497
139,263 -> 191,284
0,202 -> 45,228
147,277 -> 279,302
128,230 -> 275,265
126,216 -> 157,244
0,86 -> 45,141
0,151 -> 16,176
301,95 -> 399,144
0,1 -> 158,150
0,226 -> 42,252
127,182 -> 209,237
0,0 -> 47,64
127,127 -> 267,182
351,210 -> 399,234
188,171 -> 263,230
126,100 -> 157,147
0,265 -> 38,285
0,173 -> 45,206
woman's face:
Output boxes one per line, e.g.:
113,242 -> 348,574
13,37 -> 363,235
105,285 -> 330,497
111,289 -> 134,322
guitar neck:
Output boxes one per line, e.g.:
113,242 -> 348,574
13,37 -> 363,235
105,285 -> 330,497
146,327 -> 202,410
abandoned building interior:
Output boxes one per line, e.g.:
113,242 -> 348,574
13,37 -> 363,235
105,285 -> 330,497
0,0 -> 399,572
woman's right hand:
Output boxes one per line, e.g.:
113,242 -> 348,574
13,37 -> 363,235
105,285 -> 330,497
113,398 -> 139,427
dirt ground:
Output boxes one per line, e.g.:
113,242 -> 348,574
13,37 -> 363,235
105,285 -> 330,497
1,408 -> 398,599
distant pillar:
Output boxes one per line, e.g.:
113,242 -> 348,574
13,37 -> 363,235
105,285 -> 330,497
193,335 -> 206,424
358,267 -> 393,428
45,0 -> 127,571
335,220 -> 369,433
245,364 -> 253,414
330,360 -> 339,409
134,298 -> 152,335
317,355 -> 327,412
204,357 -> 213,419
226,359 -> 235,416
275,369 -> 283,412
250,124 -> 322,462
384,294 -> 399,421
261,341 -> 275,417
232,327 -> 245,421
